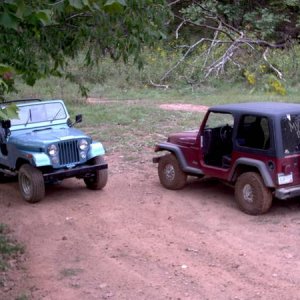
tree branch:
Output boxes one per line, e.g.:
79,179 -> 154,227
262,48 -> 284,80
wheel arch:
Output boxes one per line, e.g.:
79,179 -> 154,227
16,158 -> 31,170
154,142 -> 204,176
154,143 -> 187,169
229,158 -> 275,188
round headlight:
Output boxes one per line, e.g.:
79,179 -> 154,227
48,144 -> 58,156
79,139 -> 89,151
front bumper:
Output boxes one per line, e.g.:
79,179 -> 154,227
43,162 -> 108,181
275,185 -> 300,200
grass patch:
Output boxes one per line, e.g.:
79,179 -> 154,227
15,294 -> 29,300
60,268 -> 83,278
10,75 -> 300,162
0,224 -> 24,272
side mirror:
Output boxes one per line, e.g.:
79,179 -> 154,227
75,114 -> 82,124
1,120 -> 11,129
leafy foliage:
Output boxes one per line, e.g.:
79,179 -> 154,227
0,0 -> 170,97
176,0 -> 300,44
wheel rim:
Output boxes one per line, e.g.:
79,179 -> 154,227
164,163 -> 175,182
243,184 -> 254,203
20,173 -> 31,196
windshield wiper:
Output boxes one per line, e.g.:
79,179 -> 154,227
50,108 -> 61,123
25,109 -> 32,126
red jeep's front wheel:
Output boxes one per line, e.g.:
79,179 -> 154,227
158,154 -> 187,190
18,164 -> 45,203
235,172 -> 272,215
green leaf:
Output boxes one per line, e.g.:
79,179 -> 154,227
104,0 -> 126,13
5,103 -> 18,119
68,0 -> 84,9
0,110 -> 8,120
0,12 -> 18,30
15,0 -> 26,19
0,64 -> 14,76
35,10 -> 52,26
0,79 -> 8,90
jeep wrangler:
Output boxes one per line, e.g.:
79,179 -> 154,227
0,99 -> 108,203
153,102 -> 300,215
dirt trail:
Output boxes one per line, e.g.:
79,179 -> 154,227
1,155 -> 300,300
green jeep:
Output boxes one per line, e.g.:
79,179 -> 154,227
0,99 -> 108,203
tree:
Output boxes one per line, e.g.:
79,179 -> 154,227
160,0 -> 300,84
0,0 -> 170,98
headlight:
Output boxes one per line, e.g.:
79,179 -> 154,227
48,144 -> 58,156
79,139 -> 89,151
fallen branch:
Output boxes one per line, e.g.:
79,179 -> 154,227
262,48 -> 284,80
149,79 -> 169,89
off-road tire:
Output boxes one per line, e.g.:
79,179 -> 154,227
0,172 -> 6,182
84,156 -> 108,190
158,153 -> 187,190
18,164 -> 45,203
235,172 -> 272,215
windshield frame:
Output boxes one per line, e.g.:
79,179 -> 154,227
10,101 -> 68,128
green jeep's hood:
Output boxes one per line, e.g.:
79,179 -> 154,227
10,127 -> 89,150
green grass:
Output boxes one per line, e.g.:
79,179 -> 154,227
0,224 -> 24,271
60,268 -> 83,277
10,75 -> 300,160
7,46 -> 300,158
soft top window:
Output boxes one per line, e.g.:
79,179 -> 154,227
237,115 -> 270,150
11,102 -> 67,126
281,114 -> 300,154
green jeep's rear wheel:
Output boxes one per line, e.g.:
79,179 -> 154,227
18,164 -> 45,203
158,153 -> 187,190
84,156 -> 108,190
235,172 -> 272,215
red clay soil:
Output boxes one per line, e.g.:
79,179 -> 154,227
1,154 -> 300,300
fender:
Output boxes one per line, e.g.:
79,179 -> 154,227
153,142 -> 203,176
87,142 -> 105,160
229,158 -> 275,187
13,151 -> 51,168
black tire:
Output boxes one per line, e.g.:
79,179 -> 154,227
18,164 -> 45,203
0,172 -> 6,182
235,172 -> 272,215
158,153 -> 187,190
84,156 -> 108,190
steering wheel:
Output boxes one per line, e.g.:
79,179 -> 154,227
220,125 -> 232,142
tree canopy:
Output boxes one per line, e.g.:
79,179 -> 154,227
171,0 -> 300,45
0,0 -> 169,97
159,0 -> 300,84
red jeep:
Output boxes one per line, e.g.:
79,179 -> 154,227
153,102 -> 300,215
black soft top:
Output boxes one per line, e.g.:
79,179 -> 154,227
210,102 -> 300,117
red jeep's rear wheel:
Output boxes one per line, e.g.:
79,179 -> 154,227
158,154 -> 187,190
235,172 -> 272,215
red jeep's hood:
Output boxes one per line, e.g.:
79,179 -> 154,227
168,130 -> 198,146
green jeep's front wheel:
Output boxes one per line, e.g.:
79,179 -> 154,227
18,164 -> 45,203
84,156 -> 108,190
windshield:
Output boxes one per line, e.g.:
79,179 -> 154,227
281,114 -> 300,155
11,102 -> 67,126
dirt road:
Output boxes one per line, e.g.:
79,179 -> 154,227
1,155 -> 300,300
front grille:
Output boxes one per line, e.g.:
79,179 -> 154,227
58,140 -> 80,165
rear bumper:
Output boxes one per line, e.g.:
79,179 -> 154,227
275,185 -> 300,200
43,162 -> 108,181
